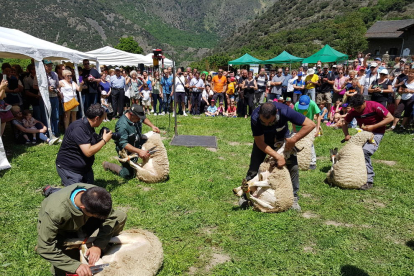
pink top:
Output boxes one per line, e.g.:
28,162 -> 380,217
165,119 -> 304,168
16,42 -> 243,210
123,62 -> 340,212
334,77 -> 347,95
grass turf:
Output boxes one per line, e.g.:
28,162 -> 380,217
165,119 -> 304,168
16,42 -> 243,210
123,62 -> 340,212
0,114 -> 413,276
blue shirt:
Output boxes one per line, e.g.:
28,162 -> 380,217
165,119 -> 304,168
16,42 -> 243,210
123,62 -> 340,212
110,75 -> 126,89
320,107 -> 328,120
293,79 -> 305,94
251,102 -> 306,141
160,75 -> 173,94
100,81 -> 111,93
282,74 -> 292,87
207,105 -> 217,113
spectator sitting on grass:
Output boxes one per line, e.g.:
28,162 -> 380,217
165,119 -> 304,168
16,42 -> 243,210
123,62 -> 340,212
318,101 -> 328,124
205,99 -> 218,117
11,106 -> 58,145
328,99 -> 343,126
226,99 -> 237,117
22,110 -> 38,144
218,102 -> 225,116
285,97 -> 294,109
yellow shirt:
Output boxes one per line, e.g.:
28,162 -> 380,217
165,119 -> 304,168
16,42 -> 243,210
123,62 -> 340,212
305,74 -> 319,89
226,81 -> 236,95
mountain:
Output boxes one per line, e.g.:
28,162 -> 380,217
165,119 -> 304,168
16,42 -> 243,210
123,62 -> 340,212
0,0 -> 277,65
191,0 -> 414,69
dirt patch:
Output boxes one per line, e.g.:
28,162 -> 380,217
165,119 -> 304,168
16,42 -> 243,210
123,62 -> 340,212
206,148 -> 217,152
200,226 -> 218,235
192,117 -> 201,119
228,142 -> 241,146
205,252 -> 231,272
316,156 -> 328,160
303,243 -> 316,254
301,193 -> 313,198
117,206 -> 133,213
243,142 -> 253,146
218,156 -> 225,160
362,198 -> 386,208
160,137 -> 168,141
302,211 -> 319,219
325,220 -> 354,227
374,160 -> 397,166
187,266 -> 197,275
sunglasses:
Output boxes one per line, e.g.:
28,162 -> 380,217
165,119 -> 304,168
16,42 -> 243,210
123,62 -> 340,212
66,75 -> 72,77
83,63 -> 90,65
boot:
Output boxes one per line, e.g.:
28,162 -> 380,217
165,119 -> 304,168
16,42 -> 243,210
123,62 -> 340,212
103,162 -> 122,175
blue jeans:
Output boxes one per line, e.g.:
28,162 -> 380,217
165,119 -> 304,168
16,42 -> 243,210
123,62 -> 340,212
163,93 -> 172,113
49,97 -> 60,136
152,94 -> 163,114
306,88 -> 315,102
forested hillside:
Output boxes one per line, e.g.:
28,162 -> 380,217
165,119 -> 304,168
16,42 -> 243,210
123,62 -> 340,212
0,0 -> 276,65
191,0 -> 414,69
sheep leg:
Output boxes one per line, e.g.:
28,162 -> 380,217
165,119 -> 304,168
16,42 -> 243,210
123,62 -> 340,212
251,180 -> 271,188
118,154 -> 139,163
249,196 -> 275,210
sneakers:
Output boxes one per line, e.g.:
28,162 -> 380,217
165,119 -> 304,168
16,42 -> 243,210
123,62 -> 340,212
291,197 -> 301,211
151,109 -> 154,113
25,140 -> 31,145
359,182 -> 373,190
160,112 -> 165,116
48,137 -> 59,146
32,139 -> 37,144
183,112 -> 188,117
42,185 -> 52,197
309,164 -> 317,170
154,113 -> 157,116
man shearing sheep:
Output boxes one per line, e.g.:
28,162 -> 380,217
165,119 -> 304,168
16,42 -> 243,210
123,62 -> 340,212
342,94 -> 394,190
244,102 -> 316,211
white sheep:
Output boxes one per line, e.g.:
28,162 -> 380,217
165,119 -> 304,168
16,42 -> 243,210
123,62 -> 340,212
233,141 -> 294,213
65,229 -> 164,276
325,131 -> 375,189
295,128 -> 316,170
118,131 -> 169,183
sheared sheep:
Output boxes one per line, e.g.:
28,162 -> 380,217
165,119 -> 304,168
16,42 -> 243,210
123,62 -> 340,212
64,229 -> 164,276
325,131 -> 375,189
233,141 -> 294,213
118,131 -> 169,183
295,128 -> 316,170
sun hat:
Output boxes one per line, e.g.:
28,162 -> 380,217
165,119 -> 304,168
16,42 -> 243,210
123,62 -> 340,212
286,97 -> 292,102
370,62 -> 378,68
379,69 -> 389,75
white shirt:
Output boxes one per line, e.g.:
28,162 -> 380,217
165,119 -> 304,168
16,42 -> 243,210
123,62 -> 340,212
364,72 -> 379,95
402,80 -> 414,100
175,76 -> 186,92
60,81 -> 77,103
190,77 -> 204,92
287,76 -> 298,92
142,89 -> 151,101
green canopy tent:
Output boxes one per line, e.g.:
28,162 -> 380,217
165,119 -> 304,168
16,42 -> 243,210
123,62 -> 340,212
260,51 -> 304,64
228,53 -> 263,65
302,45 -> 348,64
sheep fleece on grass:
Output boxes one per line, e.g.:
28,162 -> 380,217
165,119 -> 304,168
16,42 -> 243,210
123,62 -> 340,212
295,128 -> 316,171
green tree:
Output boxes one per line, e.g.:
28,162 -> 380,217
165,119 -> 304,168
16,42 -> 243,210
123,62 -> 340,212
114,36 -> 143,54
337,14 -> 368,56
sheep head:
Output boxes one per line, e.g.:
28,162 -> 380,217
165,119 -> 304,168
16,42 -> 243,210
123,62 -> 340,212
349,131 -> 375,146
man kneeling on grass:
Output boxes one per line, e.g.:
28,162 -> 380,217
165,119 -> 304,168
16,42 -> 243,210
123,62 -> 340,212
341,94 -> 394,190
36,184 -> 126,276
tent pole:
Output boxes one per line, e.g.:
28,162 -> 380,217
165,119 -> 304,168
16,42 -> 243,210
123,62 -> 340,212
172,53 -> 178,136
74,64 -> 85,117
34,61 -> 54,139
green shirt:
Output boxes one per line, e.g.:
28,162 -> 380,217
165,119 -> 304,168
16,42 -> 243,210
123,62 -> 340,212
115,112 -> 143,153
36,184 -> 120,273
294,100 -> 320,131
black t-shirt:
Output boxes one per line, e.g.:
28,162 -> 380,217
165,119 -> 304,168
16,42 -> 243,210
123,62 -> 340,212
396,73 -> 408,85
371,79 -> 392,103
318,72 -> 335,93
81,68 -> 100,94
56,117 -> 99,174
238,76 -> 248,91
251,102 -> 306,141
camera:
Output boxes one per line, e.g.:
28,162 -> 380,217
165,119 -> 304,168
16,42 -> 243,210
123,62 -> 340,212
99,127 -> 121,140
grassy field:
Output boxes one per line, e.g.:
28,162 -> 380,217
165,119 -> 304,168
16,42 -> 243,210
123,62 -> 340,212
0,114 -> 414,276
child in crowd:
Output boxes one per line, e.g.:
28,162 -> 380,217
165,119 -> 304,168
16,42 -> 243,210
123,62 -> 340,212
100,90 -> 111,122
328,99 -> 342,126
22,110 -> 37,144
218,102 -> 225,116
285,97 -> 294,109
318,101 -> 328,123
226,99 -> 237,117
205,99 -> 218,117
343,79 -> 361,103
140,83 -> 152,114
278,97 -> 285,104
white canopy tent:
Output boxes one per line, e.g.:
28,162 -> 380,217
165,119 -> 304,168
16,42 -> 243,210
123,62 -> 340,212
0,26 -> 98,149
86,46 -> 147,67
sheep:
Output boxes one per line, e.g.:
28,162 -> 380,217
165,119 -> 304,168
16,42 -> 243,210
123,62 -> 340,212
295,128 -> 316,171
233,141 -> 294,213
325,131 -> 375,189
64,229 -> 164,276
118,131 -> 169,183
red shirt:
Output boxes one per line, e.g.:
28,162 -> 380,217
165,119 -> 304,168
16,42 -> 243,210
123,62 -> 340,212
227,106 -> 237,113
345,101 -> 388,134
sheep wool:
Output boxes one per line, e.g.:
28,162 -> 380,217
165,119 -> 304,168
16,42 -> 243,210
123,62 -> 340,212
118,132 -> 169,183
295,128 -> 316,171
325,131 -> 375,189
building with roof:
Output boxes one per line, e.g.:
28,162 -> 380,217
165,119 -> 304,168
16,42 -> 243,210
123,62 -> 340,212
365,19 -> 414,59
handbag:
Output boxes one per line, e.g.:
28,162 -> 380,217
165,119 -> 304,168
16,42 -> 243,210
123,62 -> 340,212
64,82 -> 80,111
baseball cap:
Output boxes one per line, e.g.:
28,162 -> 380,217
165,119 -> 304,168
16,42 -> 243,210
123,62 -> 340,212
317,64 -> 321,67
342,103 -> 349,108
101,90 -> 108,96
359,66 -> 366,70
400,58 -> 407,63
279,97 -> 284,101
370,62 -> 378,68
115,67 -> 121,71
379,69 -> 389,75
298,95 -> 310,110
332,65 -> 337,68
230,77 -> 236,82
211,99 -> 215,102
374,57 -> 382,61
130,104 -> 146,120
297,72 -> 303,76
323,64 -> 329,69
286,97 -> 292,102
43,60 -> 53,65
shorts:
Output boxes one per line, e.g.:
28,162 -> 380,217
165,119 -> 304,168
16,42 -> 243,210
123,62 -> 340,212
316,92 -> 332,104
175,92 -> 185,103
394,92 -> 402,100
227,94 -> 235,100
332,92 -> 343,103
394,98 -> 414,118
213,93 -> 224,104
142,99 -> 151,107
